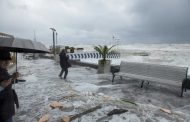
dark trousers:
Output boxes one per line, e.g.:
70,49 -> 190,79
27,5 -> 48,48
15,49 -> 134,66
6,117 -> 13,122
59,68 -> 68,79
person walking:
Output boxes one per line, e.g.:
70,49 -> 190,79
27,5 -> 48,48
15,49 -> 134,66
59,49 -> 71,79
0,50 -> 19,122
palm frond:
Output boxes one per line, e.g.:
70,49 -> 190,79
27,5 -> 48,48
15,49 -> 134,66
107,45 -> 116,52
94,45 -> 116,63
94,46 -> 103,55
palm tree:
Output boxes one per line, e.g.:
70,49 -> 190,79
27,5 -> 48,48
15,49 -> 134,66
94,45 -> 115,65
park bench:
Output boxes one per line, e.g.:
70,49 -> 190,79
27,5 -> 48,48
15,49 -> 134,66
111,61 -> 189,97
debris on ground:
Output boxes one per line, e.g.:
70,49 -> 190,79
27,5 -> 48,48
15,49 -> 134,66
38,114 -> 50,122
50,101 -> 63,109
107,109 -> 128,116
160,108 -> 172,114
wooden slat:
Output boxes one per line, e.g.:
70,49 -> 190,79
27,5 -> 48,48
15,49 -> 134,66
118,61 -> 188,84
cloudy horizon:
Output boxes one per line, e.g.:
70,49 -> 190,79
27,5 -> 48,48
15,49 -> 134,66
1,0 -> 190,46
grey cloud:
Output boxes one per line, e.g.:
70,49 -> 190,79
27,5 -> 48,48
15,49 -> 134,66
1,0 -> 28,10
0,0 -> 190,46
121,0 -> 190,43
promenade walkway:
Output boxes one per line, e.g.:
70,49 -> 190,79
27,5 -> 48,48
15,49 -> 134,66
13,58 -> 190,122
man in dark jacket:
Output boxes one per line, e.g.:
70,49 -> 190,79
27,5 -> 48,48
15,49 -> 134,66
0,50 -> 19,122
59,49 -> 71,79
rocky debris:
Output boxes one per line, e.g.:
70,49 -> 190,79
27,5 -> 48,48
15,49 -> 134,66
50,101 -> 63,109
160,108 -> 172,114
107,109 -> 128,116
62,105 -> 102,122
62,116 -> 72,122
38,114 -> 50,122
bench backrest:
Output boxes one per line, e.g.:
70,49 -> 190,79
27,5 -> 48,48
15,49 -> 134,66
120,61 -> 188,82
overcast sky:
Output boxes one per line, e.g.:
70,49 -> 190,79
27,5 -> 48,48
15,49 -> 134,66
0,0 -> 190,46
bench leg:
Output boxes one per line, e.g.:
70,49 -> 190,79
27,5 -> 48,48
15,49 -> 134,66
147,81 -> 150,85
141,81 -> 144,88
112,74 -> 115,84
181,87 -> 184,97
181,80 -> 186,97
181,83 -> 185,97
120,76 -> 123,80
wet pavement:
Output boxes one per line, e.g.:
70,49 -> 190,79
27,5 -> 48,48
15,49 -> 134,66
12,58 -> 190,122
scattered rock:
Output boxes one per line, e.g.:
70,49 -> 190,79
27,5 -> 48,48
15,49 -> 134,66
62,116 -> 72,122
38,114 -> 50,122
50,101 -> 63,109
160,108 -> 172,114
